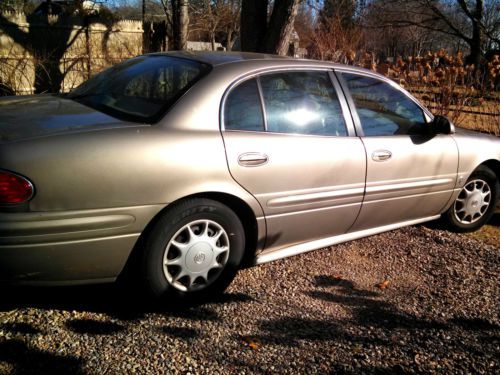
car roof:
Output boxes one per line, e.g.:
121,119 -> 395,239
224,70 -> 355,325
146,51 -> 293,66
145,51 -> 382,77
145,51 -> 389,83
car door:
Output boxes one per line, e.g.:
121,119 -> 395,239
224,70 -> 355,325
221,70 -> 367,254
336,70 -> 459,231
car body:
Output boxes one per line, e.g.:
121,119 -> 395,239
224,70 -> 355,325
1,52 -> 499,298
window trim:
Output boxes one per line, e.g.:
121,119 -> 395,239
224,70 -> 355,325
255,77 -> 269,132
334,68 -> 434,137
220,68 -> 357,137
328,70 -> 356,136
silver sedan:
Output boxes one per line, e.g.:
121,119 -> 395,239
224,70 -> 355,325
0,52 -> 498,301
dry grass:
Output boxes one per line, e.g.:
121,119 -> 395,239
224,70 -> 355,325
455,100 -> 499,136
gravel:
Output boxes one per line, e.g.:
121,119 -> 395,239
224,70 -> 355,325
0,219 -> 498,374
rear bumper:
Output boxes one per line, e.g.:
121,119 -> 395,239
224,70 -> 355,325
0,205 -> 164,284
0,234 -> 140,285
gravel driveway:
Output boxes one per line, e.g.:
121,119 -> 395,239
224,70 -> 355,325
1,216 -> 498,374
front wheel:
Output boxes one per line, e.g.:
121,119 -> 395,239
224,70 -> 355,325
442,166 -> 498,232
141,198 -> 245,302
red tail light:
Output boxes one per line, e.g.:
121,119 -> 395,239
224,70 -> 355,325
0,170 -> 34,204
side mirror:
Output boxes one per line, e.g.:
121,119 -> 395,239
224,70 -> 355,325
432,115 -> 455,134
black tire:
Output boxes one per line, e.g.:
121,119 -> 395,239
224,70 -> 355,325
140,198 -> 245,302
442,165 -> 498,233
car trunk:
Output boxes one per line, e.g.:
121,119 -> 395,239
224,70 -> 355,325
0,94 -> 141,143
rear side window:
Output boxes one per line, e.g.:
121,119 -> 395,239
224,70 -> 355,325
224,71 -> 347,136
224,78 -> 265,131
260,71 -> 347,136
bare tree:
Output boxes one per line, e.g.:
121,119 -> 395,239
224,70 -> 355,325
190,0 -> 240,51
363,3 -> 445,61
171,0 -> 188,49
0,0 -> 30,12
224,0 -> 241,51
240,0 -> 267,52
240,0 -> 301,55
0,1 -> 117,93
309,0 -> 363,64
368,0 -> 500,66
152,0 -> 188,49
293,2 -> 314,48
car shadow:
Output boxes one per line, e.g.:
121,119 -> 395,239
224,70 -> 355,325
422,211 -> 499,231
249,274 -> 499,372
487,212 -> 500,226
0,283 -> 253,321
0,339 -> 84,375
0,283 -> 139,317
253,276 -> 443,348
0,284 -> 254,372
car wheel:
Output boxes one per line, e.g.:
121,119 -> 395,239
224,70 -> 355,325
141,198 -> 245,301
443,166 -> 498,232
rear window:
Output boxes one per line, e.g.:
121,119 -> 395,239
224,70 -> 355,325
67,56 -> 211,123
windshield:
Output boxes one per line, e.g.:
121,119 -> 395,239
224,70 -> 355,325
67,56 -> 211,123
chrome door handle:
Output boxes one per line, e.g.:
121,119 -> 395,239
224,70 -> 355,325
238,152 -> 269,167
372,150 -> 392,162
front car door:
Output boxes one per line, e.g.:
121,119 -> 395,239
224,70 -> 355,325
221,69 -> 367,255
336,70 -> 459,231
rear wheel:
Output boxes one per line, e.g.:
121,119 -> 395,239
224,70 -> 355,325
443,166 -> 498,232
141,198 -> 245,302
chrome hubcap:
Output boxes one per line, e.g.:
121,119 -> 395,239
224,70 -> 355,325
454,179 -> 491,224
163,220 -> 229,292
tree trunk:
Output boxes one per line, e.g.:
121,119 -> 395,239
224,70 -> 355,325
142,0 -> 147,53
241,0 -> 300,55
226,29 -> 234,51
240,0 -> 268,52
467,27 -> 482,66
263,0 -> 300,55
210,31 -> 216,51
465,0 -> 483,66
171,0 -> 188,50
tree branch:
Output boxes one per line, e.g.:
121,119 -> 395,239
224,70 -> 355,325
423,0 -> 470,42
0,13 -> 29,50
456,0 -> 474,21
375,17 -> 471,44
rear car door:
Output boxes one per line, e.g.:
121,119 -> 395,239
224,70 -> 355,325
221,70 -> 367,253
336,70 -> 459,231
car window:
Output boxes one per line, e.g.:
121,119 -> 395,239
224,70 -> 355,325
342,73 -> 427,136
68,56 -> 210,123
224,78 -> 265,132
259,71 -> 347,136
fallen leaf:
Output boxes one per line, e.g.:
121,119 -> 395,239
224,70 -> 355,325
352,344 -> 363,353
241,335 -> 261,350
376,279 -> 390,290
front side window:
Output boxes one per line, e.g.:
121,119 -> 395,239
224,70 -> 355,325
342,73 -> 427,136
68,56 -> 211,123
259,71 -> 347,136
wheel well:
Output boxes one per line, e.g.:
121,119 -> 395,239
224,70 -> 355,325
119,192 -> 260,281
189,192 -> 259,267
479,161 -> 500,207
481,160 -> 500,183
